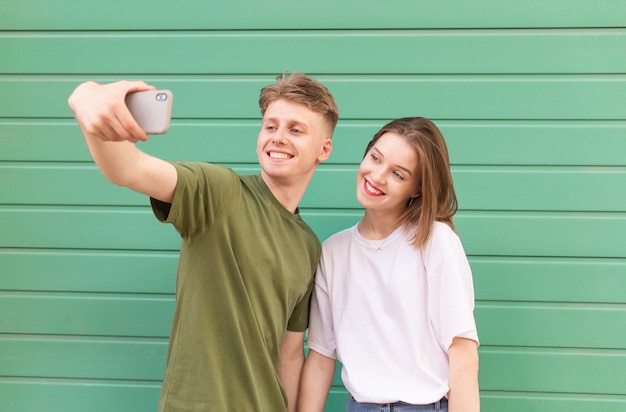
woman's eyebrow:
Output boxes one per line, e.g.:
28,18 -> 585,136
371,146 -> 413,176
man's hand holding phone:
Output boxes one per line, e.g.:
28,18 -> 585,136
68,80 -> 172,143
125,89 -> 173,135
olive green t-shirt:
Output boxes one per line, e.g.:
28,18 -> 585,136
151,162 -> 320,411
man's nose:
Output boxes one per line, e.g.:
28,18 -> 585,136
272,128 -> 288,144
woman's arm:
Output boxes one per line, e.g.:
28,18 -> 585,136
297,349 -> 336,412
448,336 -> 480,412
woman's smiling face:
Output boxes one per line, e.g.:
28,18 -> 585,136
356,131 -> 420,213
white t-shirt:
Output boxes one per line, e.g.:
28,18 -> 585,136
308,222 -> 479,405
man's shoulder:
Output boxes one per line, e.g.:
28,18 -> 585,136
173,161 -> 235,175
172,161 -> 242,188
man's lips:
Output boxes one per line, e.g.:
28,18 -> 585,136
268,151 -> 293,160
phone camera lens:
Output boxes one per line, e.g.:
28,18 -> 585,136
156,93 -> 168,101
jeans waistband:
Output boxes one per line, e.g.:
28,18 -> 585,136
348,394 -> 448,411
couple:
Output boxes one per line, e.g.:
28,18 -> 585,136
68,73 -> 479,412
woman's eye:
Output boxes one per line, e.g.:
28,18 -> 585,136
370,154 -> 379,162
393,171 -> 405,180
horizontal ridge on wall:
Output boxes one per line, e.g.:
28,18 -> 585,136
0,377 -> 160,411
2,0 -> 624,30
2,207 -> 625,257
3,164 -> 626,212
2,29 -> 624,74
1,76 -> 625,120
2,296 -> 623,350
3,250 -> 625,304
2,120 -> 626,166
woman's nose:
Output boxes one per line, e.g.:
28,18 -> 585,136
370,166 -> 386,184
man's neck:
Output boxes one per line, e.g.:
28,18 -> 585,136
261,173 -> 311,214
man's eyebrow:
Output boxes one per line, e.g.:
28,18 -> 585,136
263,117 -> 308,128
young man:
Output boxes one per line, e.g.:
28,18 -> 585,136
68,73 -> 339,412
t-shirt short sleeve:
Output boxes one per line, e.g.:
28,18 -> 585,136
151,161 -> 239,239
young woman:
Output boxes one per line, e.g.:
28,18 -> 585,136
298,117 -> 479,412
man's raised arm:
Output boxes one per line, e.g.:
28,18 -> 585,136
68,80 -> 177,203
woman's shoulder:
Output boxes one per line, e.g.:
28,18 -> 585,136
322,225 -> 355,249
422,221 -> 465,257
430,221 -> 458,239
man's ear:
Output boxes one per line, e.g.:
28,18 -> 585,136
317,138 -> 333,162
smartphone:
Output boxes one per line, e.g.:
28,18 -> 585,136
125,90 -> 173,134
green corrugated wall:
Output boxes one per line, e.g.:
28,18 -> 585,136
1,1 -> 625,411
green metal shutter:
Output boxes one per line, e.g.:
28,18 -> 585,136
1,1 -> 625,410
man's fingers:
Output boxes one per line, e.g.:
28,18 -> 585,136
115,110 -> 148,142
123,80 -> 156,94
69,80 -> 155,142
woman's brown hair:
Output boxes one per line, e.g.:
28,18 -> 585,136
364,117 -> 458,248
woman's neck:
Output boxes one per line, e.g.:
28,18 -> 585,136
358,210 -> 401,240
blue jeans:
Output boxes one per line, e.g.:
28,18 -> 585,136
347,395 -> 448,412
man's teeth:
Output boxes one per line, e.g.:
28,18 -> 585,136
366,181 -> 383,195
269,152 -> 292,159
